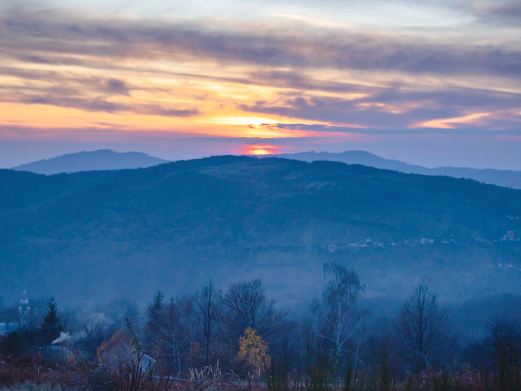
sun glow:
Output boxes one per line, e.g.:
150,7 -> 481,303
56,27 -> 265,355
209,116 -> 282,126
242,144 -> 280,156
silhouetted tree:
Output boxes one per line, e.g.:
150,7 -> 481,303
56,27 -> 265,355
378,341 -> 393,391
145,291 -> 164,351
196,281 -> 223,365
144,293 -> 196,375
267,318 -> 300,391
223,279 -> 282,339
0,330 -> 28,356
40,296 -> 62,344
488,320 -> 521,391
313,263 -> 365,376
304,321 -> 335,391
396,285 -> 450,373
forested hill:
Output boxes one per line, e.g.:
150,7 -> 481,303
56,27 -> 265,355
12,149 -> 166,175
1,156 -> 520,304
280,150 -> 521,189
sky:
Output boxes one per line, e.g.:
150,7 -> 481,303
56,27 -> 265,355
0,0 -> 520,168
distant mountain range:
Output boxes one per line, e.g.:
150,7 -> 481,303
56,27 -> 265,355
1,156 -> 520,304
280,151 -> 521,189
12,149 -> 166,175
12,149 -> 521,189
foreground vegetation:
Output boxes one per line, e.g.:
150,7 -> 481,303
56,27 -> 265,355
1,263 -> 520,390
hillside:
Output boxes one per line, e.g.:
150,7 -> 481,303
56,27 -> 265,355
281,151 -> 521,189
13,149 -> 166,175
1,156 -> 520,304
13,149 -> 521,188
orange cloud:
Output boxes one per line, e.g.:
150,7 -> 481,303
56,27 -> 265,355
412,112 -> 491,129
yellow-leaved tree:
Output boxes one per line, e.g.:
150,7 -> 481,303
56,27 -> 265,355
237,327 -> 271,378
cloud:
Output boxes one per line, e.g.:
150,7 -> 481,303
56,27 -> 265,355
413,112 -> 492,129
5,93 -> 198,117
240,95 -> 437,129
249,70 -> 375,94
0,124 -> 328,146
1,6 -> 521,79
272,122 -> 521,136
146,106 -> 199,117
23,96 -> 125,113
102,79 -> 129,95
239,84 -> 521,130
471,0 -> 521,25
0,3 -> 519,139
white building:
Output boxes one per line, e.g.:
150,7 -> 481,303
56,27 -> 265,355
0,289 -> 31,336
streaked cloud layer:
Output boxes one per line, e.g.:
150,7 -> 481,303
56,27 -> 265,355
0,0 -> 520,167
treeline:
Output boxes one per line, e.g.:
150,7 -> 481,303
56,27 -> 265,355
1,263 -> 520,390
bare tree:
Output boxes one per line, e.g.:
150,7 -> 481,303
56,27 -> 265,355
313,263 -> 365,374
396,284 -> 450,372
145,293 -> 196,376
196,281 -> 223,365
223,279 -> 281,339
97,319 -> 175,391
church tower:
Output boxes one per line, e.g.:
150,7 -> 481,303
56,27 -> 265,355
18,289 -> 31,328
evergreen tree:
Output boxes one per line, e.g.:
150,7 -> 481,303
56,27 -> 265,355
144,291 -> 164,351
40,297 -> 62,344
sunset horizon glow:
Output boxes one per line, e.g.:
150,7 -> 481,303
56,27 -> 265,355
0,1 -> 520,169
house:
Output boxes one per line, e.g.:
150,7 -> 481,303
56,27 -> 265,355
98,330 -> 156,373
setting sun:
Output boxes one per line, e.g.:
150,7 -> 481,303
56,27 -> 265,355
242,144 -> 279,156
